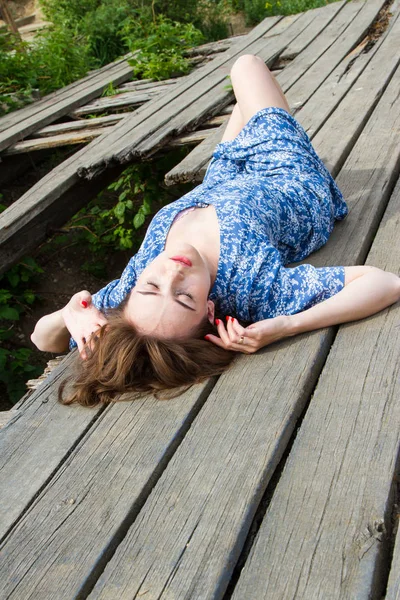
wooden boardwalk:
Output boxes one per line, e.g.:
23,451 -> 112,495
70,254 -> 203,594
1,0 -> 400,597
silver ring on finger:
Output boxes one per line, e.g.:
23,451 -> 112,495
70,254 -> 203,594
238,335 -> 244,344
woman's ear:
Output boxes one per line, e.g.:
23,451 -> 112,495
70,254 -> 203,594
207,300 -> 215,324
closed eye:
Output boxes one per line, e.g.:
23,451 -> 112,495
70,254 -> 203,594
177,291 -> 194,300
146,281 -> 159,289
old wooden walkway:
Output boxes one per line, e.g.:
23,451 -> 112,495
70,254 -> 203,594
1,0 -> 400,597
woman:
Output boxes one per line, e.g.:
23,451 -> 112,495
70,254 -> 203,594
31,55 -> 400,406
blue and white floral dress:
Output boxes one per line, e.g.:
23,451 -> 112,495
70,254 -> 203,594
91,107 -> 348,323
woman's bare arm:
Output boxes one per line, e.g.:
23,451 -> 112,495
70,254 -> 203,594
207,266 -> 400,353
31,309 -> 71,353
31,291 -> 108,355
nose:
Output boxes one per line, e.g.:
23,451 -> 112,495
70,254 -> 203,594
165,262 -> 185,281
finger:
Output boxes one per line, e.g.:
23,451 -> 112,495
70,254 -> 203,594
214,318 -> 231,346
229,317 -> 246,340
79,290 -> 92,308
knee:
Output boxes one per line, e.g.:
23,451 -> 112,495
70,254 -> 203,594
230,54 -> 265,78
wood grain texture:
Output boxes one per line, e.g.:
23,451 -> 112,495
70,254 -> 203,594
0,352 -> 105,540
307,59 -> 400,270
88,331 -> 335,600
230,177 -> 400,600
84,44 -> 400,600
386,504 -> 400,600
294,1 -> 400,136
312,16 -> 400,177
4,127 -> 114,154
285,0 -> 387,111
163,0 -> 361,186
280,0 -> 346,59
76,14 -> 283,178
0,380 -> 216,599
277,0 -> 364,90
0,60 -> 134,153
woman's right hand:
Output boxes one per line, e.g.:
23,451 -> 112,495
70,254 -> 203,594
206,315 -> 290,354
61,291 -> 108,357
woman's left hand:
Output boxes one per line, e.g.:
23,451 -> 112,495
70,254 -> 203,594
205,316 -> 289,354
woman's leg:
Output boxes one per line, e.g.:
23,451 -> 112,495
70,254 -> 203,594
221,103 -> 245,142
230,54 -> 290,126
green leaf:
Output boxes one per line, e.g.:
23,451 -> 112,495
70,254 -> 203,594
133,212 -> 145,229
0,305 -> 19,320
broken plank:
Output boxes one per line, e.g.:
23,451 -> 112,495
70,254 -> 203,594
4,127 -> 114,154
0,152 -> 127,275
0,59 -> 134,153
127,16 -> 313,159
163,0 -> 367,186
165,122 -> 226,185
230,178 -> 400,600
71,89 -> 170,117
36,114 -> 126,136
0,379 -> 216,598
75,13 -> 283,178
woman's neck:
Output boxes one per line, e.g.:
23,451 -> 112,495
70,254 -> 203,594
165,205 -> 220,285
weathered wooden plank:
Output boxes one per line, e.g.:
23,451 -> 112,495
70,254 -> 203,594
62,55 -> 400,600
71,88 -> 171,117
165,122 -> 227,185
118,78 -> 178,91
0,54 -> 133,134
163,0 -> 369,185
280,0 -> 346,59
36,114 -> 126,136
293,0 -> 400,135
133,36 -> 283,157
4,127 -> 114,154
0,60 -> 134,153
307,67 -> 400,270
0,379 -> 216,598
130,12 -> 319,159
75,14 -> 283,178
311,28 -> 400,175
286,0 -> 389,111
0,352 -> 106,540
277,0 -> 364,90
230,180 -> 400,600
0,157 -> 128,275
386,508 -> 400,599
80,53 -> 400,600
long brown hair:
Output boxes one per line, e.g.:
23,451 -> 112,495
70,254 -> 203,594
59,311 -> 235,407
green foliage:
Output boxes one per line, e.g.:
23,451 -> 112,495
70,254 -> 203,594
0,259 -> 43,404
125,17 -> 204,80
0,27 -> 91,115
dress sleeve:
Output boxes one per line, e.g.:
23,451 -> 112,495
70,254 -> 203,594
69,255 -> 138,349
255,263 -> 346,320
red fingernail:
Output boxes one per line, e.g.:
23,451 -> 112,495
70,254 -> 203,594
215,319 -> 221,325
81,300 -> 88,308
225,315 -> 230,322
204,335 -> 210,340
231,317 -> 235,322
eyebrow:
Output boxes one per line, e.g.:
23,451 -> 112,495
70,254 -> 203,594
136,290 -> 196,312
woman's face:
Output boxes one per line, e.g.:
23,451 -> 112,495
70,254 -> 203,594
125,243 -> 215,338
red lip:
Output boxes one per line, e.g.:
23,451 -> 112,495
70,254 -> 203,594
171,256 -> 192,267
